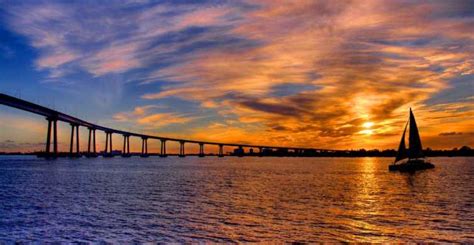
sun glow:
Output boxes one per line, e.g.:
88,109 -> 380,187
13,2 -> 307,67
360,122 -> 375,135
363,121 -> 374,128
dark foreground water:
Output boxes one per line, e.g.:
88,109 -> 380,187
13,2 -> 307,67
0,156 -> 472,242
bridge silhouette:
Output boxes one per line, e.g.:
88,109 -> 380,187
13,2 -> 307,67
0,93 -> 341,158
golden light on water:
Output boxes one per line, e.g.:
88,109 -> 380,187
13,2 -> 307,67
348,157 -> 385,242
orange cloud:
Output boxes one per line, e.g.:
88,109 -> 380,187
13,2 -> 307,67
4,1 -> 473,150
141,1 -> 474,149
113,105 -> 198,129
84,42 -> 143,76
137,113 -> 195,126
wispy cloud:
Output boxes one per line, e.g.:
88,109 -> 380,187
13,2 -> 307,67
137,113 -> 196,126
139,0 -> 474,148
1,0 -> 473,149
113,105 -> 198,128
2,1 -> 245,78
439,132 -> 472,136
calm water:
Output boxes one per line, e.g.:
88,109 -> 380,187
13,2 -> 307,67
0,156 -> 472,242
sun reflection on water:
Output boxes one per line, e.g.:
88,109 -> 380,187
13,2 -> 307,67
344,157 -> 386,242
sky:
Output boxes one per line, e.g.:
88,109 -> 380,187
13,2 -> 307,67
0,0 -> 473,153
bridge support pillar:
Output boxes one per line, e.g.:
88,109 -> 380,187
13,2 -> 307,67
44,117 -> 58,158
104,132 -> 113,157
218,144 -> 224,157
86,128 -> 98,157
53,119 -> 58,155
160,139 -> 167,157
199,143 -> 204,157
87,128 -> 91,153
76,124 -> 79,154
104,132 -> 108,154
69,124 -> 74,154
127,136 -> 130,155
122,135 -> 131,157
179,141 -> 185,157
238,146 -> 244,157
110,133 -> 113,155
45,118 -> 51,154
69,124 -> 80,157
258,147 -> 263,157
93,129 -> 96,154
141,137 -> 148,157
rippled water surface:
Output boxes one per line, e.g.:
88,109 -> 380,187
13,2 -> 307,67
0,156 -> 472,242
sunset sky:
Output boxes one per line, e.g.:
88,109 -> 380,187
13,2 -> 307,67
0,0 -> 473,152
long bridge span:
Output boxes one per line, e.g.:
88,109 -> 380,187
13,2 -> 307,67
0,93 -> 341,157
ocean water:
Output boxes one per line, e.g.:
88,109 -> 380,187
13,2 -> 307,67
0,156 -> 472,242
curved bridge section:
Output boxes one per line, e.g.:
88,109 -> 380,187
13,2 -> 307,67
0,93 -> 340,158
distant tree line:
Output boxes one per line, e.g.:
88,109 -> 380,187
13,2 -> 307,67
230,145 -> 474,157
1,145 -> 473,157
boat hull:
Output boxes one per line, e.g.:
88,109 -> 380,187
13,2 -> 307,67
389,159 -> 435,172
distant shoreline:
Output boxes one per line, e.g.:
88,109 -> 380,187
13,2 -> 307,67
0,154 -> 472,158
1,146 -> 473,158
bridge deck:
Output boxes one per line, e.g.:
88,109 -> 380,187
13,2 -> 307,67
0,93 -> 339,152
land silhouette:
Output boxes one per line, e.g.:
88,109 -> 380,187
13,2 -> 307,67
1,145 -> 472,157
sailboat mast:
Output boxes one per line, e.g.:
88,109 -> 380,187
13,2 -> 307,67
408,108 -> 424,159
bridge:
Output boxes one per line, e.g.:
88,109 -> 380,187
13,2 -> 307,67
0,93 -> 341,158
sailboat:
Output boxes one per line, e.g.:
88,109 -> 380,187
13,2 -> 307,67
389,108 -> 435,172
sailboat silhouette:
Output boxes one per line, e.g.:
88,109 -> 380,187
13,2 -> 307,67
389,108 -> 435,172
